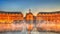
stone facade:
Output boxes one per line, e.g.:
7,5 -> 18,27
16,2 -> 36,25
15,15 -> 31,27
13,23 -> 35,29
0,11 -> 23,23
0,10 -> 60,24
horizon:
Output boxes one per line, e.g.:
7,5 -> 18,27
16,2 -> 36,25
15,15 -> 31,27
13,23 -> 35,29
0,10 -> 60,17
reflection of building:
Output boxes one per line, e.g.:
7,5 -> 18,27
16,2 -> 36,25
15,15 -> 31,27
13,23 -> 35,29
0,11 -> 23,23
36,11 -> 60,24
25,9 -> 35,23
0,9 -> 60,32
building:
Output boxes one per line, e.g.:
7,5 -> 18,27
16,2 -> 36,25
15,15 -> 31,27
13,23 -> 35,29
25,9 -> 35,24
0,10 -> 60,24
36,11 -> 60,24
0,11 -> 23,23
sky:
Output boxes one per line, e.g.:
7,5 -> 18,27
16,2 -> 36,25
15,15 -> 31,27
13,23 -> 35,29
0,0 -> 60,16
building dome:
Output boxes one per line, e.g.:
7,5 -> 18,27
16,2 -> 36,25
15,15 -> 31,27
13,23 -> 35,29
25,9 -> 35,23
25,9 -> 34,20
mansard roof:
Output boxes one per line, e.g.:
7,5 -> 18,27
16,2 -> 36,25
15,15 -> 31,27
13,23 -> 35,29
38,11 -> 60,14
0,11 -> 23,14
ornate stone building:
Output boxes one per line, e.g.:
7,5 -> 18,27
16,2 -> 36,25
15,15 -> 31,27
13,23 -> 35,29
0,11 -> 23,23
36,11 -> 60,24
0,10 -> 60,24
25,9 -> 35,24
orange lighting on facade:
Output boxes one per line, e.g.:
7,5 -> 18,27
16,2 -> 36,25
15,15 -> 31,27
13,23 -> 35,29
0,12 -> 23,23
0,9 -> 60,32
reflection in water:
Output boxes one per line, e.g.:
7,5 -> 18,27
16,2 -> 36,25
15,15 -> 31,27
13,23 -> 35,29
0,21 -> 60,34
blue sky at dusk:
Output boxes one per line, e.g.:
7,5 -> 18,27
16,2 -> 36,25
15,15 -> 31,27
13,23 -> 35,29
0,0 -> 60,15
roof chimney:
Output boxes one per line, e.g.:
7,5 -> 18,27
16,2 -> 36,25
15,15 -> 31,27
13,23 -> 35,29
29,9 -> 31,13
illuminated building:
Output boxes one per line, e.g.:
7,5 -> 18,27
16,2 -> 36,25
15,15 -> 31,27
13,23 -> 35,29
36,11 -> 60,24
25,9 -> 35,24
0,11 -> 23,24
0,10 -> 60,32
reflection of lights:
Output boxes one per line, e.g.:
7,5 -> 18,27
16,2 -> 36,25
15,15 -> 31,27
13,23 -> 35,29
36,21 -> 60,32
0,21 -> 60,32
27,24 -> 34,31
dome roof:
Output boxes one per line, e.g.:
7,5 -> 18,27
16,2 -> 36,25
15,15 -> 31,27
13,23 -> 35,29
26,9 -> 34,16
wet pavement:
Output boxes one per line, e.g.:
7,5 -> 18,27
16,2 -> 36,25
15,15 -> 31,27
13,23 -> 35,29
0,31 -> 60,34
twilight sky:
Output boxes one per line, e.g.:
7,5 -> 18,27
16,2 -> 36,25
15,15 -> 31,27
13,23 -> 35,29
0,0 -> 60,16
